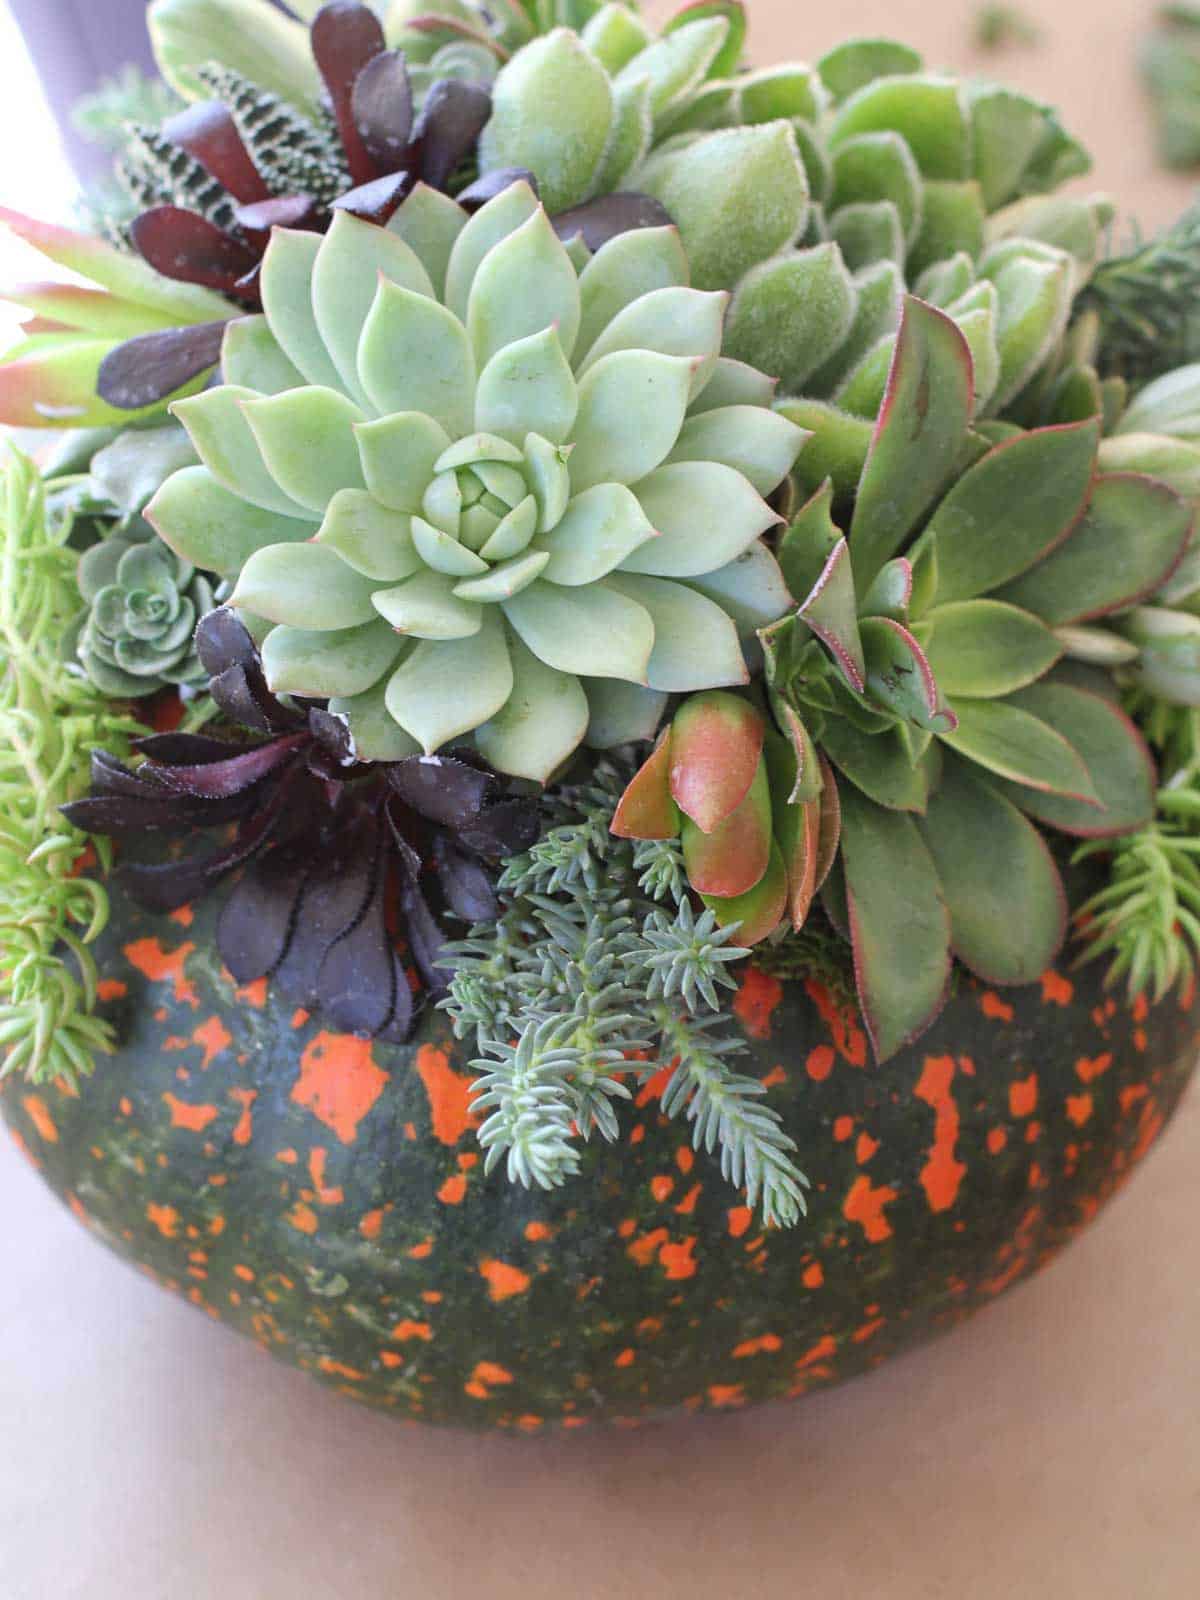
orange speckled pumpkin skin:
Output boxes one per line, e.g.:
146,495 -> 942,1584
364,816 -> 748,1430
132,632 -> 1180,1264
2,888 -> 1197,1431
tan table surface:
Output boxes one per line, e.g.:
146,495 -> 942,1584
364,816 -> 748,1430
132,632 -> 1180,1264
2,2 -> 1200,1596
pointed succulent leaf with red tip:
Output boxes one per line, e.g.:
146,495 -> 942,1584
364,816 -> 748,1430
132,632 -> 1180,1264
611,729 -> 680,840
763,728 -> 820,930
813,751 -> 842,894
797,536 -> 865,693
668,689 -> 765,832
681,754 -> 772,898
840,784 -> 952,1063
701,841 -> 788,946
163,101 -> 270,204
311,1 -> 388,186
860,615 -> 955,733
850,296 -> 974,593
776,478 -> 841,604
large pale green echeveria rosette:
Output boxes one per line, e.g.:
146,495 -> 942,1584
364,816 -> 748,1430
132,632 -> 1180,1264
148,180 -> 804,781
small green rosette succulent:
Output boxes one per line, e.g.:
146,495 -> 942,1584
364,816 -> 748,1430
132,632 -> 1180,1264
70,537 -> 214,697
148,179 -> 805,780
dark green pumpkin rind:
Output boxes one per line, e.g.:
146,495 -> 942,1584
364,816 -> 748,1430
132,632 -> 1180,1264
1,883 -> 1196,1432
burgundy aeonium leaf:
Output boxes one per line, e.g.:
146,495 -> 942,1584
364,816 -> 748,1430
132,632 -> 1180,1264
117,783 -> 291,911
164,102 -> 269,205
130,207 -> 259,293
232,195 -> 323,235
311,1 -> 388,186
376,954 -> 415,1044
413,79 -> 493,191
351,49 -> 414,173
457,797 -> 541,859
96,321 -> 227,411
144,732 -> 309,799
270,809 -> 380,1006
133,732 -> 252,765
388,753 -> 492,827
195,607 -> 259,677
316,865 -> 398,1036
400,874 -> 454,996
552,193 -> 674,253
330,171 -> 412,225
216,835 -> 313,983
433,835 -> 499,923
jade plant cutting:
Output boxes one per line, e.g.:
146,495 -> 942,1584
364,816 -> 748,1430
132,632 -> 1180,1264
5,0 -> 1200,1265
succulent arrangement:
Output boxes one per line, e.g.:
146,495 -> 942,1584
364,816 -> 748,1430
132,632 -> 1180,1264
6,0 -> 1200,1232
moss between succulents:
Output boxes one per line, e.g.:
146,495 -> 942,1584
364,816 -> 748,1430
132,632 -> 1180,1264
7,2 -> 1200,1229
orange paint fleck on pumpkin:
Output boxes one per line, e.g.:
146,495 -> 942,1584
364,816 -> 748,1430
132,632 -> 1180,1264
275,1147 -> 298,1164
192,1016 -> 232,1069
630,1124 -> 645,1144
1075,1052 -> 1112,1083
627,1227 -> 669,1266
318,1358 -> 364,1381
391,1320 -> 433,1343
674,1183 -> 701,1215
617,1217 -> 637,1239
732,1334 -> 781,1358
1041,971 -> 1073,1006
124,938 -> 198,1006
415,1044 -> 478,1145
96,978 -> 127,1002
635,1065 -> 672,1107
659,1236 -> 698,1280
229,1088 -> 256,1146
292,1032 -> 387,1144
733,967 -> 783,1038
761,1064 -> 787,1088
161,1093 -> 219,1133
981,991 -> 1014,1022
21,1095 -> 58,1144
146,1203 -> 180,1238
805,980 -> 867,1065
675,1146 -> 694,1175
802,1262 -> 824,1289
614,1347 -> 636,1368
287,1202 -> 318,1235
727,1206 -> 753,1239
1009,1073 -> 1038,1118
853,1316 -> 885,1344
987,1127 -> 1008,1154
855,1132 -> 879,1165
233,1265 -> 255,1282
650,1174 -> 675,1202
479,1258 -> 531,1301
307,1148 -> 344,1205
796,1334 -> 837,1370
359,1207 -> 387,1240
437,1173 -> 468,1205
707,1383 -> 745,1408
833,1114 -> 854,1142
1066,1093 -> 1093,1127
915,1054 -> 967,1214
524,1221 -> 552,1242
169,905 -> 194,928
805,1044 -> 834,1082
843,1175 -> 898,1243
235,976 -> 268,1008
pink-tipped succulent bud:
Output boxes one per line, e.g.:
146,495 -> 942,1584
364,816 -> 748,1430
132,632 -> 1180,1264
669,689 -> 765,833
610,729 -> 680,840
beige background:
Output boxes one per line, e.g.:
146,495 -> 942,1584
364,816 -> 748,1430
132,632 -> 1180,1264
2,1 -> 1200,1596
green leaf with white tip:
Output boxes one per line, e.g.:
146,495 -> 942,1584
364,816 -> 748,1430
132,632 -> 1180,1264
242,388 -> 366,513
148,464 -> 310,576
590,77 -> 654,195
666,405 -> 805,497
387,183 -> 468,299
357,280 -> 475,437
908,181 -> 985,278
171,386 -> 316,519
444,180 -> 541,324
576,226 -> 690,362
475,627 -> 590,781
478,30 -> 614,214
259,229 -> 342,390
604,571 -> 747,691
313,212 -> 434,405
636,123 -> 809,293
221,316 -> 304,395
315,489 -> 421,582
623,461 -> 778,576
570,349 -> 694,491
1115,364 -> 1200,441
475,325 -> 578,447
724,244 -> 856,397
329,672 -> 421,763
356,412 -> 452,513
503,576 -> 654,681
231,542 -> 380,630
261,618 -> 404,700
914,251 -> 976,308
372,569 -> 483,639
536,482 -> 656,584
467,207 -> 581,368
615,16 -> 728,126
386,609 -> 513,754
1098,433 -> 1200,499
830,132 -> 923,243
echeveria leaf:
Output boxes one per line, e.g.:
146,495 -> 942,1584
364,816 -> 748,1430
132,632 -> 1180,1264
666,404 -> 805,497
922,600 -> 1062,697
372,569 -> 483,639
386,609 -> 513,753
724,243 -> 856,394
231,542 -> 381,630
148,464 -> 310,576
584,677 -> 670,748
312,211 -> 434,404
576,225 -> 690,361
329,674 -> 421,763
604,572 -> 748,691
222,315 -> 305,395
467,206 -> 582,368
242,387 -> 367,513
475,326 -> 578,446
261,618 -> 404,699
919,758 -> 1066,985
938,697 -> 1096,801
474,627 -> 590,784
684,543 -> 793,636
444,180 -> 541,324
503,577 -> 654,682
622,462 -> 778,577
387,183 -> 468,300
687,356 -> 777,416
569,350 -> 694,491
172,385 -> 317,518
357,279 -> 475,436
536,483 -> 656,585
995,474 -> 1193,625
578,286 -> 726,395
849,296 -> 974,592
314,489 -> 422,581
259,229 -> 343,390
923,419 -> 1099,604
356,411 -> 451,513
839,785 -> 951,1062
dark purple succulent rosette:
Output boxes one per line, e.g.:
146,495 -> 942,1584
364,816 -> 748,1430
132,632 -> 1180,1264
63,610 -> 540,1043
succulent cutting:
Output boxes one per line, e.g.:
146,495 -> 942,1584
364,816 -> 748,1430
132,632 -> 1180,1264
5,0 -> 1200,1243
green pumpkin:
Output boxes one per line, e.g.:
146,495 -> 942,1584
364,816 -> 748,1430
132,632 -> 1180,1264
2,882 -> 1195,1431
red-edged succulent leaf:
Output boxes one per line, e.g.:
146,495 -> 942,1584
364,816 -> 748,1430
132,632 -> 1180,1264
777,479 -> 841,603
412,79 -> 494,191
0,281 -> 178,339
839,784 -> 952,1062
995,473 -> 1194,625
552,193 -> 674,253
813,751 -> 841,893
611,729 -> 680,840
763,729 -> 819,930
771,697 -> 822,803
351,50 -> 414,174
311,1 -> 388,186
919,758 -> 1067,986
798,536 -> 866,694
702,841 -> 789,945
860,615 -> 955,733
682,755 -> 772,897
850,296 -> 974,593
938,697 -> 1098,803
96,320 -> 227,410
131,207 -> 258,293
820,717 -> 930,813
923,419 -> 1099,604
163,102 -> 269,204
999,677 -> 1157,837
669,690 -> 765,832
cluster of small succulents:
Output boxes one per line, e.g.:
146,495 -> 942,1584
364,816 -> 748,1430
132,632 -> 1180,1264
8,0 -> 1200,1221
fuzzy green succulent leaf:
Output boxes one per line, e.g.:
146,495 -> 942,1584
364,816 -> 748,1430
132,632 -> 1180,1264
969,87 -> 1058,211
919,758 -> 1066,985
830,131 -> 923,243
830,74 -> 970,181
921,600 -> 1062,697
615,15 -> 729,124
147,464 -> 310,576
780,398 -> 874,501
828,201 -> 905,273
816,39 -> 923,104
939,697 -> 1097,801
171,386 -> 317,518
1098,434 -> 1200,499
662,1 -> 746,79
849,296 -> 973,591
981,248 -> 1073,409
583,3 -> 654,72
231,541 -> 380,630
807,259 -> 903,396
998,679 -> 1155,837
724,244 -> 856,396
996,473 -> 1192,625
260,619 -> 405,700
908,180 -> 985,277
839,785 -> 950,1062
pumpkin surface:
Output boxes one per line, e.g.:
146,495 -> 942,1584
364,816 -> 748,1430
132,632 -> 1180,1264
2,885 -> 1196,1432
